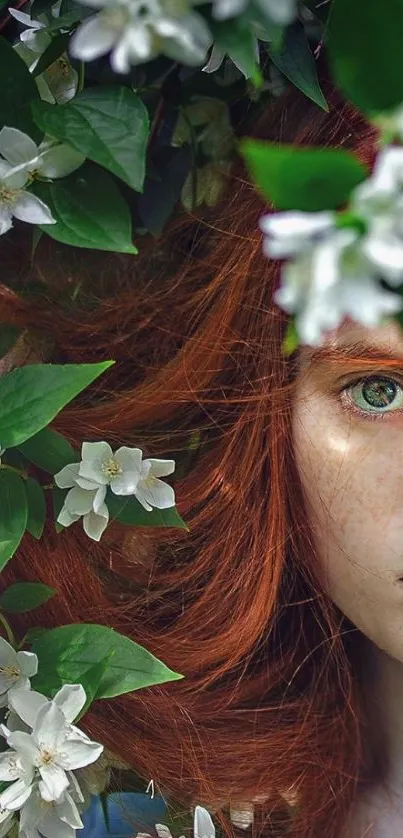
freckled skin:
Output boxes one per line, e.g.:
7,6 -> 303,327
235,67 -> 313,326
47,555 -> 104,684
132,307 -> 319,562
292,319 -> 403,663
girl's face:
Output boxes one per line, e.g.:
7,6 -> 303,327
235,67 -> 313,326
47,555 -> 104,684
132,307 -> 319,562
292,318 -> 403,661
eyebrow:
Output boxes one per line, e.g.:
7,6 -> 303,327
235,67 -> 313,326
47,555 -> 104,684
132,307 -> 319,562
306,338 -> 403,367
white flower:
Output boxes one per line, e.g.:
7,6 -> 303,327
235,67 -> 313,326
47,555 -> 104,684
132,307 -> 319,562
55,462 -> 109,542
262,211 -> 402,346
0,127 -> 85,181
0,636 -> 38,699
352,146 -> 403,284
70,0 -> 212,73
77,441 -> 143,495
211,0 -> 296,24
135,457 -> 176,511
5,700 -> 103,802
0,160 -> 55,236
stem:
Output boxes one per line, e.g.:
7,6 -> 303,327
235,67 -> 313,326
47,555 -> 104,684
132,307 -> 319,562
0,612 -> 17,649
77,61 -> 85,94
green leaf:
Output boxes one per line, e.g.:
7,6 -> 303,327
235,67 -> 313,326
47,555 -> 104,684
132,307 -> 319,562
25,478 -> 47,539
0,37 -> 40,138
0,582 -> 55,613
108,493 -> 188,530
18,427 -> 78,474
0,326 -> 21,360
33,163 -> 137,253
0,471 -> 28,570
0,361 -> 113,449
281,319 -> 299,356
210,17 -> 262,85
30,623 -> 184,698
32,33 -> 71,78
32,87 -> 150,191
240,140 -> 367,211
269,23 -> 328,110
328,0 -> 403,113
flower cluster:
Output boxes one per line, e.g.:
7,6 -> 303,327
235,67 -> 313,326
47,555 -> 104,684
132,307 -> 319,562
68,0 -> 297,73
0,126 -> 84,237
55,441 -> 176,541
0,636 -> 103,838
261,145 -> 403,346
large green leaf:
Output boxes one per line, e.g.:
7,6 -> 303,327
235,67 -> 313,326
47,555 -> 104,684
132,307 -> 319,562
240,140 -> 367,211
32,88 -> 149,191
269,23 -> 327,110
31,623 -> 184,698
0,361 -> 112,449
0,471 -> 28,570
0,37 -> 40,138
18,427 -> 78,475
34,163 -> 137,253
328,0 -> 403,113
108,493 -> 187,530
0,582 -> 55,613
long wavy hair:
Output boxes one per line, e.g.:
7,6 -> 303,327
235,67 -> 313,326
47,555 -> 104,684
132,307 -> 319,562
0,68 -> 385,837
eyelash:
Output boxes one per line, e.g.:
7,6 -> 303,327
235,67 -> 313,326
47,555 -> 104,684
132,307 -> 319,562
337,373 -> 403,423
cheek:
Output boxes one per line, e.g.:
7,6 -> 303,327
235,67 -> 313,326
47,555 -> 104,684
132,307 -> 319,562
292,386 -> 403,657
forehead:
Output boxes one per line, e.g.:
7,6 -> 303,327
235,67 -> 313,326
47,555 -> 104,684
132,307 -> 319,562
299,317 -> 403,370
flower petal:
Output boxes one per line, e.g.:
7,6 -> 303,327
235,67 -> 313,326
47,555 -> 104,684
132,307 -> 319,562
58,735 -> 103,770
8,688 -> 48,727
135,477 -> 175,511
0,777 -> 33,811
54,463 -> 80,489
33,702 -> 67,752
69,14 -> 119,62
64,485 -> 96,516
38,144 -> 86,179
39,763 -> 70,802
13,191 -> 55,225
0,751 -> 22,781
7,731 -> 38,766
17,651 -> 38,679
93,485 -> 107,514
8,9 -> 41,26
82,508 -> 109,541
194,806 -> 216,838
79,440 -> 113,485
0,206 -> 13,236
57,506 -> 80,528
54,684 -> 86,724
0,127 -> 38,167
0,636 -> 18,669
144,458 -> 175,479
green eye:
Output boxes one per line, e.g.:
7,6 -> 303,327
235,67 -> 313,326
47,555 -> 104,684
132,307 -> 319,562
350,376 -> 403,412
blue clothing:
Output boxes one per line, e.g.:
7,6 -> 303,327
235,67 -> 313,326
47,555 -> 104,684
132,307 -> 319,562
81,792 -> 167,837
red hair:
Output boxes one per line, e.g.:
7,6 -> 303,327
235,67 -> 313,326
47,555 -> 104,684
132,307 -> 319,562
0,72 -> 382,836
